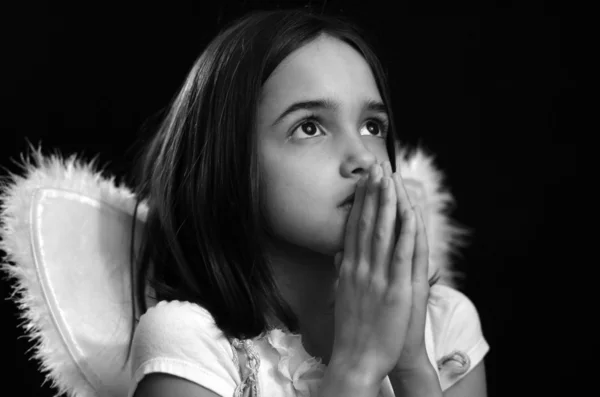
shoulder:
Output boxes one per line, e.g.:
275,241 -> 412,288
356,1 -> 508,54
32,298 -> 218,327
427,285 -> 490,391
132,300 -> 234,361
136,300 -> 221,336
428,284 -> 485,329
129,300 -> 240,397
138,299 -> 215,326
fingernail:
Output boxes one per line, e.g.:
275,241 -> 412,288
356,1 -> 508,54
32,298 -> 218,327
369,165 -> 377,180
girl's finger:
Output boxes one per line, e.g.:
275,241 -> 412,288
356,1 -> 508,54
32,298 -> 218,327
389,204 -> 416,288
334,251 -> 344,273
393,172 -> 413,216
343,175 -> 368,264
412,206 -> 429,287
392,172 -> 414,239
370,176 -> 397,279
409,206 -> 430,335
382,160 -> 393,178
357,164 -> 382,270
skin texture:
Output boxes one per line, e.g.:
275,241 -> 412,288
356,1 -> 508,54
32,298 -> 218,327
256,34 -> 486,396
445,362 -> 487,397
257,34 -> 390,257
134,33 -> 486,397
256,34 -> 390,362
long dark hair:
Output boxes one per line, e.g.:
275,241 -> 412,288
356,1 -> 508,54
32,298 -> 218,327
127,8 -> 398,356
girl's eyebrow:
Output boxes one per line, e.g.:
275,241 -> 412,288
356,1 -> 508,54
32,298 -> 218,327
271,97 -> 388,127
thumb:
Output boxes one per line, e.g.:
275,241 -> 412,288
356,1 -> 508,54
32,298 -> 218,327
332,251 -> 343,294
333,251 -> 343,273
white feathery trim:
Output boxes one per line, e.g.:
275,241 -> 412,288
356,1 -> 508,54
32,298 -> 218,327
0,146 -> 146,397
0,143 -> 468,395
395,141 -> 470,287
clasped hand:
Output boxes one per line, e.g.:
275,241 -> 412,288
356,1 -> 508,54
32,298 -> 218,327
331,161 -> 432,385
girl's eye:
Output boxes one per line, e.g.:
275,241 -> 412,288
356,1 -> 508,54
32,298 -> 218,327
290,116 -> 389,140
360,119 -> 388,138
291,119 -> 324,139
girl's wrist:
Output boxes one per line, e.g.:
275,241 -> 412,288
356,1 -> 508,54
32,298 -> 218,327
389,361 -> 442,397
321,361 -> 382,397
327,354 -> 383,391
394,348 -> 434,374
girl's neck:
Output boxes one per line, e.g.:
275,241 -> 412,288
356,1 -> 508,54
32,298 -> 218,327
266,239 -> 337,364
267,238 -> 337,323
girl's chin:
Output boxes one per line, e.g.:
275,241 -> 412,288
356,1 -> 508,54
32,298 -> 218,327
313,232 -> 346,257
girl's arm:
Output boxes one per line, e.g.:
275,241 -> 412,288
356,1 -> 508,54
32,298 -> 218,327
134,363 -> 384,397
318,358 -> 383,397
388,359 -> 443,397
388,361 -> 487,397
443,362 -> 487,397
133,373 -> 222,397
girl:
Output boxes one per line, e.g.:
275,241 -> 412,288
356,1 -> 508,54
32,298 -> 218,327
128,9 -> 489,397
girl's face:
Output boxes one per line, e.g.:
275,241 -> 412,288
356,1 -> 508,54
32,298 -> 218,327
257,34 -> 390,256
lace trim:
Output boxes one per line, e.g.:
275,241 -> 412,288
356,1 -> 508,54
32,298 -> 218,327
231,338 -> 261,397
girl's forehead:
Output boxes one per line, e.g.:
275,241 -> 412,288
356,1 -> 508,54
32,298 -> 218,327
260,36 -> 381,110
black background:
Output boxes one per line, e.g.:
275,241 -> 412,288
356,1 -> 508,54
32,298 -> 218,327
1,1 -> 581,396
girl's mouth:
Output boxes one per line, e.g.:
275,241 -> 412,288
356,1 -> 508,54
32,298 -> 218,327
339,194 -> 355,211
339,193 -> 355,208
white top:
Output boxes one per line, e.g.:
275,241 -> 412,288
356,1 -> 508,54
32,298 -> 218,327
128,284 -> 489,397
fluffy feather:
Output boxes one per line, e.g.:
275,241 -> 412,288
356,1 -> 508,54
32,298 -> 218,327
0,143 -> 467,396
394,141 -> 470,286
0,147 -> 145,397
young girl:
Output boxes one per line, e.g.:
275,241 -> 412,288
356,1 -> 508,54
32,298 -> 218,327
128,9 -> 489,397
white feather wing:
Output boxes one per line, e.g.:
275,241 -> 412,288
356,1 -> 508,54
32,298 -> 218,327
1,151 -> 145,397
0,145 -> 465,397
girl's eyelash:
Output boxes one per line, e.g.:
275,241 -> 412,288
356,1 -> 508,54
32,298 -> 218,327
292,113 -> 390,137
377,117 -> 390,134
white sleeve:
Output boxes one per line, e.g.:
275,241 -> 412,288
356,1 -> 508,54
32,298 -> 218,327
127,300 -> 241,397
429,285 -> 490,391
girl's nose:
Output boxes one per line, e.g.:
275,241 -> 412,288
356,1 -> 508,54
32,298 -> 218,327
339,139 -> 377,179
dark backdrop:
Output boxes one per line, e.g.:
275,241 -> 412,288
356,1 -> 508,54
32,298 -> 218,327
1,2 -> 581,396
